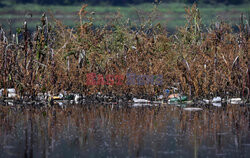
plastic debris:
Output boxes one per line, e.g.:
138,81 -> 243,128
168,94 -> 180,99
165,89 -> 170,94
8,93 -> 17,98
52,96 -> 61,100
133,98 -> 150,103
37,93 -> 46,100
132,103 -> 152,107
0,88 -> 17,98
74,94 -> 82,104
64,94 -> 74,100
169,97 -> 179,102
7,101 -> 14,106
152,100 -> 164,104
168,102 -> 187,107
131,46 -> 137,50
227,98 -> 242,104
168,95 -> 188,102
212,97 -> 222,103
54,100 -> 67,108
158,95 -> 164,100
185,100 -> 193,105
58,93 -> 64,99
203,99 -> 210,104
183,107 -> 203,111
213,102 -> 222,107
7,88 -> 15,93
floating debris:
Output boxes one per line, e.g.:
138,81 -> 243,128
64,94 -> 74,100
158,95 -> 164,100
0,88 -> 17,98
52,96 -> 62,100
212,97 -> 222,103
6,88 -> 15,93
54,100 -> 68,108
212,102 -> 222,107
74,94 -> 83,104
165,89 -> 170,94
168,95 -> 188,103
227,98 -> 242,104
132,103 -> 153,107
133,98 -> 150,103
202,99 -> 210,104
8,93 -> 17,98
152,100 -> 164,104
184,100 -> 194,105
168,102 -> 187,107
183,107 -> 203,111
168,94 -> 180,99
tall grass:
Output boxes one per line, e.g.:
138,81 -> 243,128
0,4 -> 249,99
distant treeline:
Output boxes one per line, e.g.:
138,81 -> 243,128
13,0 -> 248,5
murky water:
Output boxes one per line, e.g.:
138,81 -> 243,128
0,104 -> 249,158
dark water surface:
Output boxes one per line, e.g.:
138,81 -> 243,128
0,104 -> 250,158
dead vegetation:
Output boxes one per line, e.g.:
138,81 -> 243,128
0,4 -> 249,99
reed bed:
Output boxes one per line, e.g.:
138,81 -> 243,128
0,4 -> 249,100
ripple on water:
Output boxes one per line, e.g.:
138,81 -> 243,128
0,104 -> 249,157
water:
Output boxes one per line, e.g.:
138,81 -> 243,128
0,104 -> 249,158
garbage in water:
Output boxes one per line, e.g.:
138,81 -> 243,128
132,103 -> 153,107
158,95 -> 164,100
0,3 -> 249,158
212,102 -> 222,107
64,94 -> 74,100
212,97 -> 222,103
165,89 -> 170,94
227,98 -> 242,104
152,100 -> 164,104
74,94 -> 83,104
168,94 -> 180,99
168,95 -> 188,103
0,88 -> 17,98
133,98 -> 150,103
52,96 -> 62,100
184,100 -> 193,105
168,102 -> 187,107
183,107 -> 203,111
202,99 -> 210,104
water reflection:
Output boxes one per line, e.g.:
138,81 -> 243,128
0,104 -> 249,158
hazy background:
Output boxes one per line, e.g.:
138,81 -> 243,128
0,0 -> 249,33
3,0 -> 248,5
